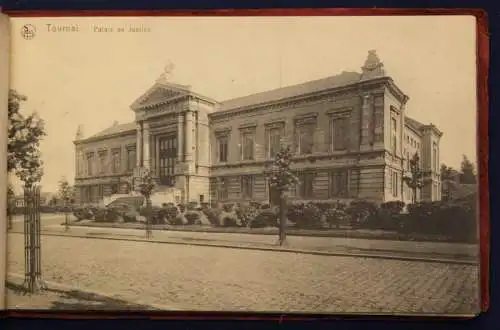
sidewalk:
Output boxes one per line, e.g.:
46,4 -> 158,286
16,223 -> 480,264
5,274 -> 156,310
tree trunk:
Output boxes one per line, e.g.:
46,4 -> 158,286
146,197 -> 152,238
279,189 -> 287,246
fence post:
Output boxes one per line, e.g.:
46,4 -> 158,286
22,186 -> 46,294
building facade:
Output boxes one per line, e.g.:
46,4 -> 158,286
73,51 -> 443,205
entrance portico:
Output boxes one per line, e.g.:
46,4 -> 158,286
131,78 -> 215,204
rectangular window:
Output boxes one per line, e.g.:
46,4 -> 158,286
297,171 -> 315,198
241,131 -> 255,161
217,178 -> 229,200
329,170 -> 349,197
391,171 -> 399,197
98,151 -> 107,174
267,127 -> 283,158
432,142 -> 438,172
217,136 -> 229,162
241,175 -> 253,199
86,152 -> 94,176
391,117 -> 397,155
111,149 -> 121,174
331,117 -> 348,151
296,123 -> 315,155
127,148 -> 136,171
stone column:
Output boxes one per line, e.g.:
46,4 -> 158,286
177,112 -> 184,162
143,121 -> 151,170
185,110 -> 194,163
136,122 -> 143,167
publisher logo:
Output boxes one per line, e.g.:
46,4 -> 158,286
21,24 -> 36,40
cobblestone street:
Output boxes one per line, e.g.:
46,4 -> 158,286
7,233 -> 479,314
5,277 -> 154,310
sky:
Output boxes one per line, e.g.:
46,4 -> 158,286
9,15 -> 477,193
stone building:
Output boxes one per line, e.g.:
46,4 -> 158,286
73,50 -> 442,205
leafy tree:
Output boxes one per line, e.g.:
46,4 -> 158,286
440,164 -> 455,181
58,176 -> 74,205
8,89 -> 46,188
460,155 -> 477,184
266,144 -> 299,246
440,163 -> 457,201
403,152 -> 431,204
133,168 -> 158,238
7,183 -> 15,229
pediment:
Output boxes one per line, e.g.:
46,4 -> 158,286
140,88 -> 182,105
131,82 -> 191,110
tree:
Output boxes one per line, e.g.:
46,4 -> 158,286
133,168 -> 158,238
440,163 -> 457,201
460,155 -> 477,184
7,183 -> 15,229
440,164 -> 455,181
57,177 -> 74,205
266,144 -> 299,246
403,153 -> 431,204
8,89 -> 46,188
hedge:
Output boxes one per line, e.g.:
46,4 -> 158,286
66,195 -> 478,243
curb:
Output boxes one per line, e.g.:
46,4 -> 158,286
6,273 -> 174,311
9,230 -> 478,265
67,222 -> 478,245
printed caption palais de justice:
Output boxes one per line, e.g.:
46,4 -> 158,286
45,23 -> 151,33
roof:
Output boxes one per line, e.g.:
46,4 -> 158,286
218,71 -> 362,111
84,122 -> 136,141
405,116 -> 425,132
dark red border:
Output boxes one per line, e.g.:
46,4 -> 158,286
1,8 -> 490,320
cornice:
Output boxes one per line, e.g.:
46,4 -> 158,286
73,128 -> 136,145
210,150 -> 386,171
209,76 -> 407,122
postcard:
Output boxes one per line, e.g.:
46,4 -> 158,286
3,13 -> 483,316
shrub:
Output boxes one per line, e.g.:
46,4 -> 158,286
184,211 -> 202,225
187,201 -> 198,211
287,202 -> 323,229
202,207 -> 222,226
402,196 -> 478,243
170,215 -> 186,225
250,208 -> 278,228
162,203 -> 179,222
364,201 -> 406,230
222,203 -> 234,213
235,202 -> 259,227
177,204 -> 186,213
73,206 -> 94,221
345,200 -> 378,228
323,202 -> 348,229
221,212 -> 240,227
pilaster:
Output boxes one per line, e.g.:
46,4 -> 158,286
177,112 -> 185,162
360,93 -> 374,151
136,122 -> 143,167
143,121 -> 151,170
185,110 -> 194,164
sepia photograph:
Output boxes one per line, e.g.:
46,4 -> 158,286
5,14 -> 481,315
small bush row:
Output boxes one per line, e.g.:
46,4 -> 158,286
69,195 -> 477,243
